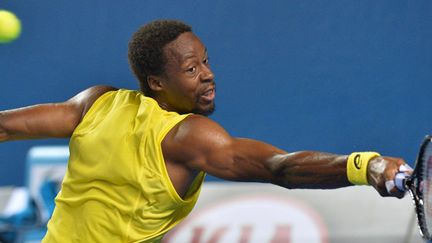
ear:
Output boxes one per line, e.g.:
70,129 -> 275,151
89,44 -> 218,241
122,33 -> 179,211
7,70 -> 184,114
147,75 -> 164,92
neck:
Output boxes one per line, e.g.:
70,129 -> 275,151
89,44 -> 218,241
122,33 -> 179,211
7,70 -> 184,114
151,95 -> 178,113
157,101 -> 172,112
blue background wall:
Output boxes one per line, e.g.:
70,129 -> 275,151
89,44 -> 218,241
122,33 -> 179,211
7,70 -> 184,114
0,1 -> 431,186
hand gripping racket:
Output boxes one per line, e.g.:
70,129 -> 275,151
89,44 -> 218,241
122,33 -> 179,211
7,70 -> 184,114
395,135 -> 432,240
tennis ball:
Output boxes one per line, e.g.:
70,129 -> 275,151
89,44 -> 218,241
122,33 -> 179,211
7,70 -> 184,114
0,10 -> 21,43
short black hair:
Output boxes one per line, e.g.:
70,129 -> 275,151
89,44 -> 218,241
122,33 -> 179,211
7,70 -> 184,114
128,20 -> 192,96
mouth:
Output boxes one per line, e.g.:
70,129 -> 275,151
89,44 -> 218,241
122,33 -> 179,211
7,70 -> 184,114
200,87 -> 216,103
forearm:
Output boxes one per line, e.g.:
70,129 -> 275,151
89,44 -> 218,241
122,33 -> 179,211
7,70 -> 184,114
203,138 -> 351,188
267,151 -> 350,189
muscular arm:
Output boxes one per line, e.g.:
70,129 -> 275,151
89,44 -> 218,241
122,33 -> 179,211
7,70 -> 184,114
0,85 -> 117,142
164,115 -> 406,197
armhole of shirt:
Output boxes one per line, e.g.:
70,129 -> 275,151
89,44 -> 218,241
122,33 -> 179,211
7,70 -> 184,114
155,113 -> 198,204
71,90 -> 116,137
184,171 -> 206,199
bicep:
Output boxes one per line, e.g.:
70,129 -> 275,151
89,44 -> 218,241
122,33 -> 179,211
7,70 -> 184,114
0,102 -> 82,140
167,115 -> 286,182
200,137 -> 287,182
0,85 -> 117,141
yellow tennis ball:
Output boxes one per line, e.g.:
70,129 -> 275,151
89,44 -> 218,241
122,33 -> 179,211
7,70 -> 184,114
0,10 -> 21,43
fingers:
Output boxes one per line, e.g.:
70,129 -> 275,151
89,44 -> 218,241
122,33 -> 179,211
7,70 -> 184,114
381,157 -> 413,198
385,176 -> 406,198
385,180 -> 395,193
368,156 -> 413,198
386,184 -> 406,198
399,164 -> 413,173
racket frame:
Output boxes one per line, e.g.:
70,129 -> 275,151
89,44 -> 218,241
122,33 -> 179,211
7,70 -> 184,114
406,135 -> 432,240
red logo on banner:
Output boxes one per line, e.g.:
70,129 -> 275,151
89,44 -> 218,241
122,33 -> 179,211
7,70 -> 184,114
163,195 -> 327,243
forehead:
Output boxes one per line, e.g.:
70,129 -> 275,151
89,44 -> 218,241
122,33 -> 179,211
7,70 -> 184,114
164,32 -> 206,65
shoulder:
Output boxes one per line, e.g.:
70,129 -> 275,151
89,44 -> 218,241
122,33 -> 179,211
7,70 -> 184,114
67,85 -> 119,121
174,115 -> 231,143
69,85 -> 118,104
163,114 -> 234,162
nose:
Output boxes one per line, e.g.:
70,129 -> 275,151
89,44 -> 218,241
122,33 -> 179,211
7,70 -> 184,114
201,65 -> 214,82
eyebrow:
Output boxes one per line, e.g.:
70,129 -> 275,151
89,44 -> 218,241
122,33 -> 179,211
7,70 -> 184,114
182,47 -> 208,62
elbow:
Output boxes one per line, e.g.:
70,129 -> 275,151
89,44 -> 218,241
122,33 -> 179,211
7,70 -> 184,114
269,165 -> 306,189
0,112 -> 11,142
267,152 -> 309,189
0,130 -> 8,142
269,168 -> 297,189
267,153 -> 293,187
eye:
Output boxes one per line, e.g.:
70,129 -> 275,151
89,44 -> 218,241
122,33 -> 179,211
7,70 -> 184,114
203,57 -> 209,65
186,66 -> 196,73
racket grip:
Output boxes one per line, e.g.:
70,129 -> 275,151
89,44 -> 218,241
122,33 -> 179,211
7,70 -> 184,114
394,172 -> 407,191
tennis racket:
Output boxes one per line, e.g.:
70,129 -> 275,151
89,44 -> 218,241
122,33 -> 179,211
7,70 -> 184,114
395,135 -> 432,240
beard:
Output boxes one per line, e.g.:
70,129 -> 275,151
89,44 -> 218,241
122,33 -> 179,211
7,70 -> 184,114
192,103 -> 215,116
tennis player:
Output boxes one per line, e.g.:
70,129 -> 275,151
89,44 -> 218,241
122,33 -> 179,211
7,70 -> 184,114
0,20 -> 410,242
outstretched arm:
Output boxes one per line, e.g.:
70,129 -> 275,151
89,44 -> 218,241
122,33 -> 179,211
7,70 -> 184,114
164,115 -> 407,198
0,85 -> 117,142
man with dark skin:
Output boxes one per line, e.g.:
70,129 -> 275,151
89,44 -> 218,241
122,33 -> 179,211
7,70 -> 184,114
0,20 -> 408,242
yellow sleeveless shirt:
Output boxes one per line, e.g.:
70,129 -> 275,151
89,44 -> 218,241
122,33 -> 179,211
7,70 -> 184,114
42,89 -> 205,243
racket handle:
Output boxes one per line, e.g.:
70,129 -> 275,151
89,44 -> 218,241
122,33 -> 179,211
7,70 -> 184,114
394,172 -> 408,191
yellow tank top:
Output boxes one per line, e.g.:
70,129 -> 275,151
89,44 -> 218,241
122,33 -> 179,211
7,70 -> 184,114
42,89 -> 205,243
